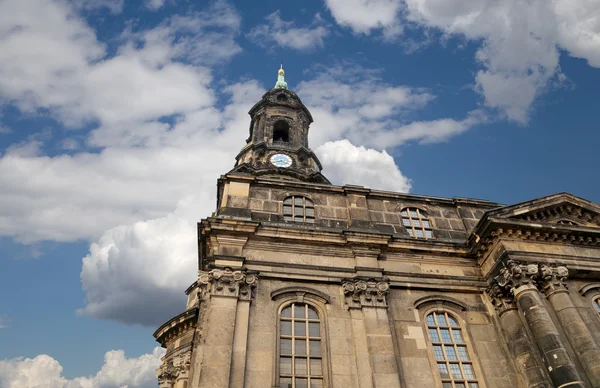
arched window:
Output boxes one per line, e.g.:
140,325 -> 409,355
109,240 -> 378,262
593,297 -> 600,314
273,120 -> 290,143
401,208 -> 433,238
279,303 -> 323,388
284,196 -> 315,223
426,311 -> 480,388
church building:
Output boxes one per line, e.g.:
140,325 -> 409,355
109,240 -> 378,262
153,66 -> 600,388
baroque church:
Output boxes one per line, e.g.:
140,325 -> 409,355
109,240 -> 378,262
154,66 -> 600,388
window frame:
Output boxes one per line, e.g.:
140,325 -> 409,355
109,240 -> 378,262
283,196 -> 315,224
272,291 -> 330,388
401,207 -> 434,239
593,296 -> 600,315
420,307 -> 486,388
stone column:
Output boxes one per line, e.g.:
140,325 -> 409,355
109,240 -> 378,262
487,284 -> 551,388
343,278 -> 402,388
496,261 -> 585,388
538,264 -> 600,387
188,268 -> 258,388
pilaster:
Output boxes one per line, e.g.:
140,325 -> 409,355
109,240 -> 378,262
189,268 -> 258,388
342,278 -> 401,388
494,260 -> 585,388
487,284 -> 551,388
537,264 -> 600,387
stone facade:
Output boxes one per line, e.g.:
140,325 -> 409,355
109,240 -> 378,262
154,73 -> 600,387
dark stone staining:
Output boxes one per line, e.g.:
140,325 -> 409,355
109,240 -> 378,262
227,195 -> 249,208
220,207 -> 251,218
383,213 -> 400,224
262,201 -> 279,213
458,207 -> 474,219
369,211 -> 385,223
315,206 -> 334,219
367,199 -> 385,211
376,224 -> 395,234
349,208 -> 370,221
449,230 -> 467,240
433,218 -> 451,230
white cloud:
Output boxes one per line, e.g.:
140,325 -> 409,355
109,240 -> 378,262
71,0 -> 124,13
318,140 -> 411,192
145,0 -> 165,10
248,11 -> 329,51
0,347 -> 164,388
0,315 -> 9,329
297,64 -> 481,149
325,0 -> 600,123
0,0 -> 240,127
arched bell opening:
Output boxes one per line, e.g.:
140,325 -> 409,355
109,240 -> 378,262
273,120 -> 290,143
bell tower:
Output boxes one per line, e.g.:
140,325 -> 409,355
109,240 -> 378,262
228,65 -> 330,184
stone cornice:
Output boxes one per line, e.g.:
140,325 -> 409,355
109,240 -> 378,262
153,308 -> 198,347
471,217 -> 600,260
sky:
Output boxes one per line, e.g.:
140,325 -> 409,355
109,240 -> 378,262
0,0 -> 599,386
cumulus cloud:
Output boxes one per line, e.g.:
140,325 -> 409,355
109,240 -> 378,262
325,0 -> 404,36
324,0 -> 600,123
0,0 -> 240,127
0,347 -> 164,388
248,11 -> 329,51
318,140 -> 411,192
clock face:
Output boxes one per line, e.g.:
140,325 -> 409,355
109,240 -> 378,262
270,153 -> 293,168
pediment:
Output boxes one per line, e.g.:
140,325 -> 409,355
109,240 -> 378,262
487,193 -> 600,228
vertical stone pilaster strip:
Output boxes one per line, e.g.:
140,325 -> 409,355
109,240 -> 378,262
343,279 -> 402,388
496,261 -> 585,388
487,285 -> 551,388
229,299 -> 251,388
349,308 -> 375,388
539,264 -> 600,387
189,269 -> 257,388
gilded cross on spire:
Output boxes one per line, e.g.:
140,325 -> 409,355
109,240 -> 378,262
274,62 -> 288,89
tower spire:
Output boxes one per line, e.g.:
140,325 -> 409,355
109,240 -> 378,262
274,62 -> 288,89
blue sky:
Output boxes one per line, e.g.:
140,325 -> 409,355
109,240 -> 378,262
1,0 -> 600,386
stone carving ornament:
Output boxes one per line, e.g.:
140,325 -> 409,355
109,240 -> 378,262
198,268 -> 258,300
342,278 -> 390,308
489,260 -> 569,305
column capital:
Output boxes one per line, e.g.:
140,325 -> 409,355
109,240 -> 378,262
342,278 -> 390,309
198,268 -> 258,301
495,260 -> 539,292
156,359 -> 176,388
486,283 -> 516,315
537,263 -> 569,296
173,350 -> 192,382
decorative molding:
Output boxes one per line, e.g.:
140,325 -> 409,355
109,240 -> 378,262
156,350 -> 192,388
342,278 -> 390,308
486,283 -> 516,314
173,350 -> 192,382
156,359 -> 176,388
537,263 -> 569,296
414,295 -> 468,312
495,260 -> 540,291
579,283 -> 600,297
198,268 -> 258,301
475,226 -> 600,259
271,286 -> 330,304
488,260 -> 570,303
513,204 -> 600,226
